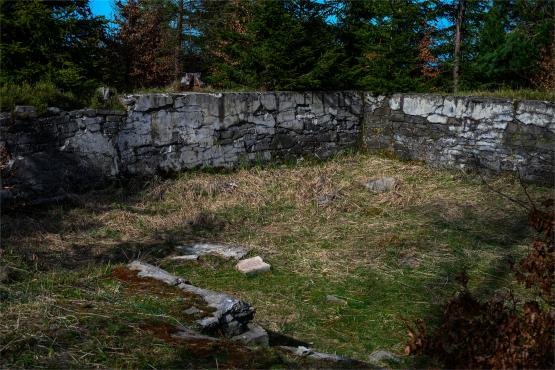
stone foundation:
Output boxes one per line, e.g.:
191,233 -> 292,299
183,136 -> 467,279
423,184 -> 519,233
1,92 -> 553,204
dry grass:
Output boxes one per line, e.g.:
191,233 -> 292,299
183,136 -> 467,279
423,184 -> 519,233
1,152 -> 551,367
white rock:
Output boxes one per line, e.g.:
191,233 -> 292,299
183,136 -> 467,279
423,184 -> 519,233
389,94 -> 402,111
176,243 -> 249,260
403,95 -> 443,116
236,256 -> 271,275
427,114 -> 447,124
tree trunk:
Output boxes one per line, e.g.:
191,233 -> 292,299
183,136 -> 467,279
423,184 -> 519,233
453,0 -> 465,93
174,0 -> 185,80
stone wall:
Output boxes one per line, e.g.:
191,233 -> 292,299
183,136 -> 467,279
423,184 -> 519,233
1,91 -> 553,204
363,93 -> 554,183
117,92 -> 361,175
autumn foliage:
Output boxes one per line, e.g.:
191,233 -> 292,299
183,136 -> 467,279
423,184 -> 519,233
406,198 -> 555,368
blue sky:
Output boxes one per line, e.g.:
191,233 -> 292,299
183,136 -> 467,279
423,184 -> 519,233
90,0 -> 115,19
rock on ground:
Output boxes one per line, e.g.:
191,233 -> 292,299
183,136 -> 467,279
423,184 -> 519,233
326,295 -> 347,305
127,261 -> 255,337
232,323 -> 269,347
279,346 -> 373,368
368,350 -> 401,364
236,256 -> 271,275
365,177 -> 397,193
176,243 -> 249,260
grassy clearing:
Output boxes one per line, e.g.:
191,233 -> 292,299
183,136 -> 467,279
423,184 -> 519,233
1,153 -> 551,367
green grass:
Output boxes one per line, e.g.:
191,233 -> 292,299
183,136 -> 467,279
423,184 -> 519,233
1,153 -> 550,368
0,81 -> 124,115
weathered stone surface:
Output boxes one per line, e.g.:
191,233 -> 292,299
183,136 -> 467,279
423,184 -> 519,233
1,92 -> 553,205
231,323 -> 269,346
184,306 -> 203,315
365,177 -> 397,193
236,256 -> 271,275
127,261 -> 256,337
176,243 -> 249,260
363,94 -> 554,184
128,260 -> 185,286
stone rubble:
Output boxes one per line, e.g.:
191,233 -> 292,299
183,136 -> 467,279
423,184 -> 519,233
128,261 -> 256,337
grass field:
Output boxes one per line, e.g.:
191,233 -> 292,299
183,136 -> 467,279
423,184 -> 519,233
1,153 -> 551,368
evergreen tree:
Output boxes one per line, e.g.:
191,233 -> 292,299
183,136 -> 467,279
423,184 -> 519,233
0,0 -> 109,91
335,0 -> 442,93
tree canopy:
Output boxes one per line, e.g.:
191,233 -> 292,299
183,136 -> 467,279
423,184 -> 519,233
1,0 -> 553,95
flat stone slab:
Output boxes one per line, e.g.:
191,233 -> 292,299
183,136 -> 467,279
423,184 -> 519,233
236,256 -> 271,275
365,177 -> 397,193
128,261 -> 255,337
176,243 -> 249,260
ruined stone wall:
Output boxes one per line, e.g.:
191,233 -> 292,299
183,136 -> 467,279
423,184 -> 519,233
117,92 -> 361,175
1,92 -> 553,204
363,94 -> 554,183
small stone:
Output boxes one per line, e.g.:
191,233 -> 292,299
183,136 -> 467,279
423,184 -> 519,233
231,323 -> 269,346
326,295 -> 347,305
317,192 -> 337,206
236,256 -> 271,275
184,306 -> 202,315
365,177 -> 397,193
